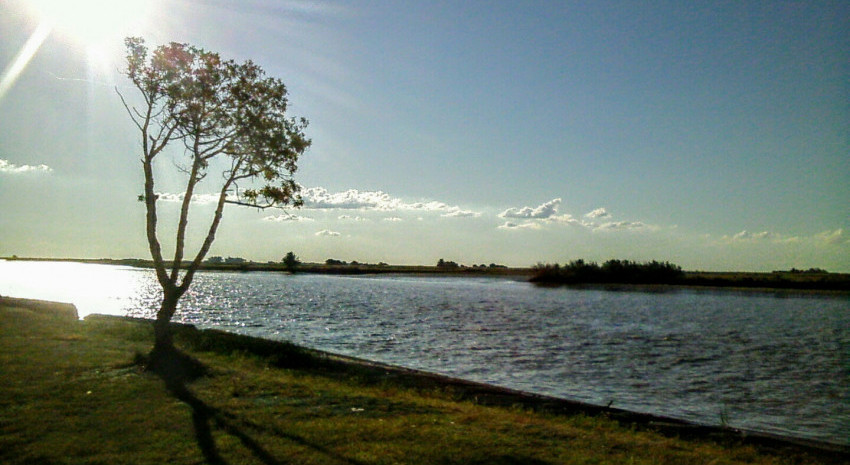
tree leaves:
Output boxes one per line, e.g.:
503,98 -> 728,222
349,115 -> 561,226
123,36 -> 310,209
120,36 -> 310,298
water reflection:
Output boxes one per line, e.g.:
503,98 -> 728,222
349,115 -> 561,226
0,260 -> 158,318
1,260 -> 848,446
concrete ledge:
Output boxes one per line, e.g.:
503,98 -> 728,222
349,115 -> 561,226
0,296 -> 79,320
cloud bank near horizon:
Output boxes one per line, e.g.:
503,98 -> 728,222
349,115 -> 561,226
720,228 -> 848,246
150,186 -> 848,266
153,189 -> 652,234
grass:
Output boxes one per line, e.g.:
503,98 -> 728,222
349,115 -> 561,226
1,299 -> 845,465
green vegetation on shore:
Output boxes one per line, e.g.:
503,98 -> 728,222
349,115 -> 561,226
531,260 -> 686,285
2,297 -> 846,464
531,259 -> 850,291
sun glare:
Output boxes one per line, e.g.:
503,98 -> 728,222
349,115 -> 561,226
16,0 -> 155,73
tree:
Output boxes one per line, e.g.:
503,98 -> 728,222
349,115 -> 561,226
119,37 -> 310,361
282,251 -> 300,272
436,258 -> 459,269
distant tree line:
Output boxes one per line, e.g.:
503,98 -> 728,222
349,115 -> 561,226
206,256 -> 247,265
437,259 -> 507,270
776,267 -> 828,274
325,259 -> 389,267
531,259 -> 685,285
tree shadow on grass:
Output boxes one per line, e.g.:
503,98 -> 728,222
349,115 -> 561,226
145,347 -> 366,465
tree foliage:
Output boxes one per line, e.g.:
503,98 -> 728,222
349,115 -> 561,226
282,251 -> 300,272
436,258 -> 460,269
119,37 -> 310,354
531,259 -> 684,284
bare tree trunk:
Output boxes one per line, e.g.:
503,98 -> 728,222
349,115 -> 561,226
152,287 -> 182,354
148,285 -> 207,382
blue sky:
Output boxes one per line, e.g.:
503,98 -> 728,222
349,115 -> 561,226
1,1 -> 848,271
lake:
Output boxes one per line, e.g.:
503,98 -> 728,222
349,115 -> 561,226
1,260 -> 848,445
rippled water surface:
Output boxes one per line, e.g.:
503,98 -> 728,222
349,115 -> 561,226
2,260 -> 848,445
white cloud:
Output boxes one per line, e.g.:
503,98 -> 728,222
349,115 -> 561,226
720,229 -> 802,244
495,199 -> 656,232
499,198 -> 561,219
596,221 -> 648,231
546,214 -> 584,226
711,227 -> 850,248
338,215 -> 370,221
497,221 -> 542,230
815,229 -> 847,245
156,192 -> 224,205
315,229 -> 341,237
0,158 -> 52,174
408,200 -> 454,211
441,208 -> 480,218
300,187 -> 480,217
725,230 -> 787,242
734,230 -> 774,241
585,207 -> 611,219
301,187 -> 394,210
263,213 -> 314,222
156,192 -> 184,202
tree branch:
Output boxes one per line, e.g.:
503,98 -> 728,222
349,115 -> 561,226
142,157 -> 170,289
179,159 -> 243,293
170,149 -> 204,281
115,87 -> 144,132
224,199 -> 276,209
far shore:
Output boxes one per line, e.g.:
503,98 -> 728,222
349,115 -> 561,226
3,256 -> 850,292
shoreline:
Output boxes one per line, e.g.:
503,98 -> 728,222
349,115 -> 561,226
203,324 -> 850,455
3,295 -> 847,460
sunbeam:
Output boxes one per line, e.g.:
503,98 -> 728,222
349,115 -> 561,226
0,21 -> 53,102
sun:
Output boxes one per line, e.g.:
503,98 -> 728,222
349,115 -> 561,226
22,0 -> 155,70
25,0 -> 152,45
1,0 -> 158,100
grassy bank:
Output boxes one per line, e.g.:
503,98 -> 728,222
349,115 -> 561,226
1,298 -> 846,464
